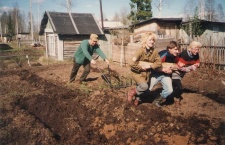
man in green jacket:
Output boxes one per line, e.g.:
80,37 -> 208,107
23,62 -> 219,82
69,34 -> 109,83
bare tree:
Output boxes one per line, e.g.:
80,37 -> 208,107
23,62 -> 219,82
183,0 -> 198,19
153,0 -> 170,18
112,6 -> 129,25
119,6 -> 129,25
12,2 -> 20,36
1,12 -> 8,34
59,0 -> 73,13
112,12 -> 120,21
18,12 -> 26,33
205,0 -> 217,21
217,3 -> 225,22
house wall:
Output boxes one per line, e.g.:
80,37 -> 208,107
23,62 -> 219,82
133,23 -> 158,34
58,39 -> 64,60
180,22 -> 225,46
61,36 -> 87,60
133,22 -> 180,40
162,24 -> 180,40
180,29 -> 225,46
196,30 -> 225,46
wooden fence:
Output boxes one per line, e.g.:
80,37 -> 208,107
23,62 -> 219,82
180,44 -> 225,69
103,42 -> 225,69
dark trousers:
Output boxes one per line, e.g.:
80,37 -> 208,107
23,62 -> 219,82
171,79 -> 183,99
69,60 -> 90,82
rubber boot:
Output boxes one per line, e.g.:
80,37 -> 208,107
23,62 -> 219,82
127,88 -> 137,104
153,96 -> 166,107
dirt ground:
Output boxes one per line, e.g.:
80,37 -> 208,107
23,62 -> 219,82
1,55 -> 225,144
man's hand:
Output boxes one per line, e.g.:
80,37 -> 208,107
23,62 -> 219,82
141,65 -> 150,71
91,59 -> 96,64
105,59 -> 109,65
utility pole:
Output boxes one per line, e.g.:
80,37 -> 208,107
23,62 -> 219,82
30,0 -> 34,42
38,3 -> 40,42
99,0 -> 104,30
0,22 -> 2,42
15,8 -> 18,36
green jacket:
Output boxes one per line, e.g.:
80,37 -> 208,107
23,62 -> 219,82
74,40 -> 107,64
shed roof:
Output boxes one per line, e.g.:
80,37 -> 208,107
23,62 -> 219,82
103,21 -> 124,28
39,11 -> 103,35
131,17 -> 183,27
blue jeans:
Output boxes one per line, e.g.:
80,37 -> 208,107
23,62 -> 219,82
149,72 -> 173,99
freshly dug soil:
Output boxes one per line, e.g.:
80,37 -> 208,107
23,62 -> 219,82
0,60 -> 225,144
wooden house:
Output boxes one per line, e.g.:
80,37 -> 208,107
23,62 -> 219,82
181,20 -> 225,46
131,18 -> 182,41
131,17 -> 225,46
39,11 -> 104,60
130,18 -> 225,67
129,18 -> 182,51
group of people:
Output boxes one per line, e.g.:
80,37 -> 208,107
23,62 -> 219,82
68,33 -> 202,109
127,32 -> 202,109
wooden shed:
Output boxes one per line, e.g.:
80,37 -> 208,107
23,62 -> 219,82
39,11 -> 104,60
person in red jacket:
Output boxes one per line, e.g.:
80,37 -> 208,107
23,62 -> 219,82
172,41 -> 202,109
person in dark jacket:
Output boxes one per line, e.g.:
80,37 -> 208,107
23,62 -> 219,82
149,41 -> 180,107
69,34 -> 109,84
171,41 -> 202,109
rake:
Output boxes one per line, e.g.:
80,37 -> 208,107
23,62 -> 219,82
97,65 -> 132,89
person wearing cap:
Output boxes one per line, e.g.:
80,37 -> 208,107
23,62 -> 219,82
69,34 -> 109,83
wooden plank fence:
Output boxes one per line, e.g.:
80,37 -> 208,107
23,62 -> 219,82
180,44 -> 225,69
106,42 -> 225,69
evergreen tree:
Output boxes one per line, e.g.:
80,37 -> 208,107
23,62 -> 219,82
128,0 -> 152,24
182,8 -> 204,38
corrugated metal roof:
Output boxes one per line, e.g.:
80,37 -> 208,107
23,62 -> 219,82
39,11 -> 103,35
131,17 -> 183,27
72,13 -> 102,34
48,12 -> 77,35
